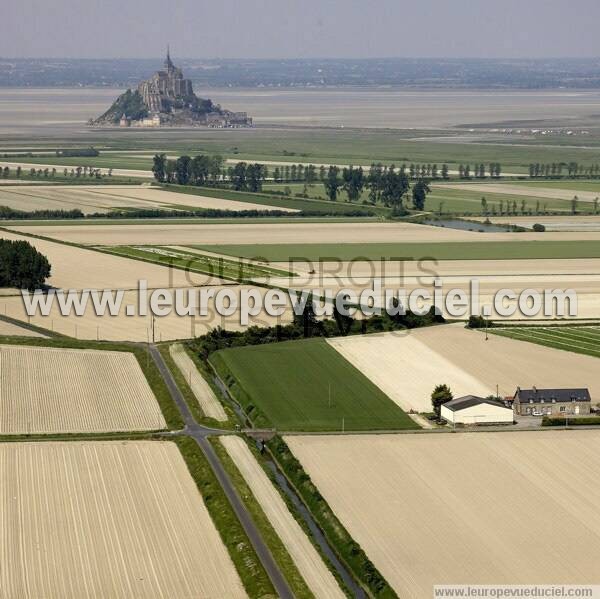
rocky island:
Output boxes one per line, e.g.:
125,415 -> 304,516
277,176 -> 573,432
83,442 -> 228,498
91,49 -> 252,128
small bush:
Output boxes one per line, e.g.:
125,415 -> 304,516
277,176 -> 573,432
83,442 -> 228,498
532,223 -> 546,232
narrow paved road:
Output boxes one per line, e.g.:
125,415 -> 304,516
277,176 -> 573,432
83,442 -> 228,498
149,344 -> 294,599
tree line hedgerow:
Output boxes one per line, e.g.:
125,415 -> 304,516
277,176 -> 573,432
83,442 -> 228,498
151,153 -> 441,211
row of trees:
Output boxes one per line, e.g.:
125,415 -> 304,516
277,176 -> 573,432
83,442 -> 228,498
2,166 -> 112,179
458,163 -> 502,178
481,195 -> 599,216
528,162 -> 600,179
321,164 -> 431,210
0,239 -> 51,291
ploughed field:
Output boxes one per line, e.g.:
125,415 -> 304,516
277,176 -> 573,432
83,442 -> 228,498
210,337 -> 416,431
0,184 -> 296,213
9,220 -> 600,246
0,441 -> 246,598
492,325 -> 600,359
0,345 -> 165,434
286,431 -> 600,598
327,324 -> 600,412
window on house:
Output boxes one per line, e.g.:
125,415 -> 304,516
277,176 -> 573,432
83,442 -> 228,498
560,406 -> 566,412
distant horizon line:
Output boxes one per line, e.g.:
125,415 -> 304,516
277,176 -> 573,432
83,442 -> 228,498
2,55 -> 600,62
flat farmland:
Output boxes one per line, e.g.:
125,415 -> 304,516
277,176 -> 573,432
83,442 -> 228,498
195,239 -> 600,262
492,325 -> 600,359
327,324 -> 600,412
0,285 -> 291,342
0,184 -> 295,214
170,344 -> 227,421
220,436 -> 345,598
0,441 -> 246,598
0,345 -> 165,434
285,432 -> 600,597
472,215 -> 600,231
5,221 -> 480,246
442,182 -> 600,203
0,231 -> 221,290
210,337 -> 416,431
0,319 -> 45,337
9,220 -> 600,248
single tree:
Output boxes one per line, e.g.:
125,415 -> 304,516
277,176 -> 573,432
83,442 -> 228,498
412,179 -> 431,211
431,384 -> 454,418
324,166 -> 342,201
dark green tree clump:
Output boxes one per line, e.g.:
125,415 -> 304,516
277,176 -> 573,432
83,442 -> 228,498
98,89 -> 148,123
431,384 -> 453,417
0,239 -> 51,291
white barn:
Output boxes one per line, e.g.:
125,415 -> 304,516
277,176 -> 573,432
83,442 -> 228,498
441,395 -> 514,425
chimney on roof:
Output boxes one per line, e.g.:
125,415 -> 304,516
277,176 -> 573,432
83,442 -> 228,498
532,386 -> 537,393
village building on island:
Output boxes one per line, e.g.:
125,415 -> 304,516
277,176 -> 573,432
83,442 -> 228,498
93,48 -> 252,128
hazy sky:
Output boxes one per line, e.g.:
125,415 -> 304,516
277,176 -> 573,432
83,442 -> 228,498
4,0 -> 600,59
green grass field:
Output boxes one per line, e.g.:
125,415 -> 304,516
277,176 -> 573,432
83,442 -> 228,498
10,127 -> 600,173
210,338 -> 417,431
268,180 -> 600,215
193,240 -> 600,262
491,326 -> 600,359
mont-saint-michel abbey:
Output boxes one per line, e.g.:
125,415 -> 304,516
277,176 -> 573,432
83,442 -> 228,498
92,49 -> 252,128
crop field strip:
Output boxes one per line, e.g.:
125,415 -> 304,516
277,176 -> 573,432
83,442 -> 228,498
192,239 -> 600,262
0,284 -> 294,342
210,337 -> 417,431
492,325 -> 600,358
104,245 -> 293,281
326,325 -> 600,413
169,344 -> 227,421
285,432 -> 600,597
0,184 -> 298,214
0,345 -> 166,434
0,230 -> 222,290
0,441 -> 246,599
220,436 -> 345,598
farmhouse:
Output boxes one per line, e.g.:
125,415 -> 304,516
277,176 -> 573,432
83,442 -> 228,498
441,395 -> 514,425
513,387 -> 591,416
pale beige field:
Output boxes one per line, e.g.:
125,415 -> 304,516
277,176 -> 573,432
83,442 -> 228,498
286,431 -> 600,598
9,220 -> 600,246
0,184 -> 295,214
440,182 -> 600,203
0,286 -> 292,342
0,441 -> 246,599
0,231 -> 222,290
277,257 -> 600,279
0,319 -> 45,337
327,324 -> 600,412
220,436 -> 344,599
170,343 -> 227,421
0,345 -> 165,433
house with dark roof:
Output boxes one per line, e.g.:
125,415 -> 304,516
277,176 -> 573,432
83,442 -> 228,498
513,387 -> 591,417
441,395 -> 514,425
